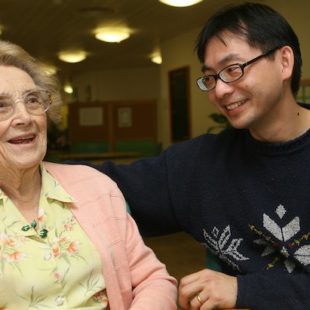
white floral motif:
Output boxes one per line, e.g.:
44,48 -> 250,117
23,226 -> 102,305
55,295 -> 65,306
263,204 -> 300,242
255,204 -> 310,273
202,225 -> 249,271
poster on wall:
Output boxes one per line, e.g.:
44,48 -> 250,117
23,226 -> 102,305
79,107 -> 104,126
117,107 -> 132,128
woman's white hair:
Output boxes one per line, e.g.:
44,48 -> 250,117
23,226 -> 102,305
0,40 -> 62,124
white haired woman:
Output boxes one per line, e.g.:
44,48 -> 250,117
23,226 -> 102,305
0,40 -> 177,309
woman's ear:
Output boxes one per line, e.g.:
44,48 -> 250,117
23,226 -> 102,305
279,45 -> 294,80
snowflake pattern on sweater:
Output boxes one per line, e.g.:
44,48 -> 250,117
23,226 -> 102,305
202,204 -> 310,274
250,204 -> 310,273
202,225 -> 249,271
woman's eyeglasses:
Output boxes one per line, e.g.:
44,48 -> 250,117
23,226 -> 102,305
0,88 -> 51,121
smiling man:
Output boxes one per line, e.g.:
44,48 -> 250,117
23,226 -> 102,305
99,3 -> 310,309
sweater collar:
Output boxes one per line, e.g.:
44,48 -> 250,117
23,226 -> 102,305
245,128 -> 310,155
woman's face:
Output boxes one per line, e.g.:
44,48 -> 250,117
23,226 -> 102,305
0,65 -> 47,171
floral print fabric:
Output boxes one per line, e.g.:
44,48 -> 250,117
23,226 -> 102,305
0,164 -> 108,309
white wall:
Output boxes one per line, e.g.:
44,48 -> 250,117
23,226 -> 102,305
266,0 -> 310,74
70,66 -> 160,102
159,27 -> 218,148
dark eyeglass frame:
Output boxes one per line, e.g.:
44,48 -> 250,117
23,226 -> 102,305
196,46 -> 282,92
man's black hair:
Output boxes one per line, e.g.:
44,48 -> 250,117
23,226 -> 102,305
196,2 -> 302,95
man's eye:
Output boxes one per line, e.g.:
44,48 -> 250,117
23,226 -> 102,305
225,65 -> 241,76
204,76 -> 214,83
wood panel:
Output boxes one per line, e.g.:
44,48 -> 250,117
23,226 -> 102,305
67,100 -> 157,151
67,102 -> 110,144
112,101 -> 157,140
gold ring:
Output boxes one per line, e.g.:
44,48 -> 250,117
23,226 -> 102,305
196,294 -> 202,305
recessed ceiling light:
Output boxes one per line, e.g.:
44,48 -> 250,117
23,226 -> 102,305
58,50 -> 87,63
95,28 -> 130,43
151,53 -> 162,64
159,0 -> 203,7
64,84 -> 73,94
42,64 -> 57,76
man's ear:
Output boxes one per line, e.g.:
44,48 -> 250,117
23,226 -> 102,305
279,45 -> 294,80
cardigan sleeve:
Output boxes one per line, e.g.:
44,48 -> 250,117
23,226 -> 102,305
124,213 -> 178,309
45,162 -> 178,309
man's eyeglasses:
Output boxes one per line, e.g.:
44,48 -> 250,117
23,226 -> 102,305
196,46 -> 281,92
0,88 -> 51,121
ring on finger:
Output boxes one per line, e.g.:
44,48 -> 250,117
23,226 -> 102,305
196,293 -> 203,305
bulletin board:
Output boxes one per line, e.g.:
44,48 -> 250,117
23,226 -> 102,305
67,100 -> 157,149
67,102 -> 109,144
113,100 -> 157,140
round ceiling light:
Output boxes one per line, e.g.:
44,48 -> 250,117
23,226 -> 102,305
42,63 -> 57,76
58,50 -> 87,63
159,0 -> 203,7
64,84 -> 74,94
151,53 -> 162,64
95,28 -> 130,43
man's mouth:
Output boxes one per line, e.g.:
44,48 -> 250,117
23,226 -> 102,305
225,99 -> 247,111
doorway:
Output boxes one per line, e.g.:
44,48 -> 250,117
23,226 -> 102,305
169,66 -> 191,142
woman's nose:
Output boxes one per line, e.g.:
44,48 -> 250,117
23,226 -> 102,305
11,100 -> 32,125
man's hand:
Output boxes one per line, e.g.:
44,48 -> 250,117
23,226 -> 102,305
178,268 -> 237,309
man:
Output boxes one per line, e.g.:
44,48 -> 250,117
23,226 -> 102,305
99,3 -> 310,309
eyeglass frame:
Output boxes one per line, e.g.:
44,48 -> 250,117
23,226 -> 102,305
0,88 -> 52,121
196,46 -> 283,92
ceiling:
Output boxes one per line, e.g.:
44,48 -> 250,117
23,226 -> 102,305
0,0 -> 237,81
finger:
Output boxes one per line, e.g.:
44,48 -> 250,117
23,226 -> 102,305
178,281 -> 205,309
200,301 -> 221,310
180,270 -> 203,286
191,293 -> 207,310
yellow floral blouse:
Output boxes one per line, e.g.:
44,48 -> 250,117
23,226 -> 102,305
0,164 -> 108,309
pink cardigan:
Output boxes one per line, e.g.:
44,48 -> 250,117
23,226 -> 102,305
45,162 -> 177,310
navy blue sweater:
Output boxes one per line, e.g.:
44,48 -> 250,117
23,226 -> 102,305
100,125 -> 310,309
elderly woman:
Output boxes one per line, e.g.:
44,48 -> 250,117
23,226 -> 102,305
0,40 -> 177,309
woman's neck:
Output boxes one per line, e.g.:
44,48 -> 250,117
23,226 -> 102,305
0,166 -> 42,221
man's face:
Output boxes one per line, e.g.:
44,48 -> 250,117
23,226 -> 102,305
203,32 -> 286,136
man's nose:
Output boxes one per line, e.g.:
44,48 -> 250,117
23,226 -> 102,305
213,79 -> 234,99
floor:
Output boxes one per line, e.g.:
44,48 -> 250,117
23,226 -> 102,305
143,232 -> 206,281
144,232 -> 206,309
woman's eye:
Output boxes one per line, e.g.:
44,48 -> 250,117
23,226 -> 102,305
0,99 -> 11,108
27,96 -> 39,103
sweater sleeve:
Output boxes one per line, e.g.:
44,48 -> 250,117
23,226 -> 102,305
124,212 -> 178,309
99,154 -> 181,236
237,270 -> 310,309
98,135 -> 208,237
